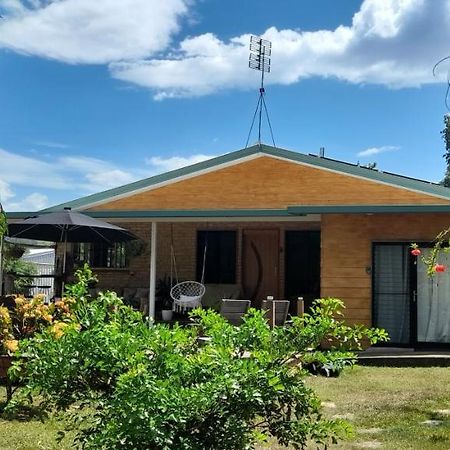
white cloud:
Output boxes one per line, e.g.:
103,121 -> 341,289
2,0 -> 450,98
0,177 -> 49,211
0,148 -> 70,189
0,0 -> 190,64
357,145 -> 401,157
0,178 -> 15,203
145,154 -> 216,172
0,147 -> 218,210
83,168 -> 138,192
5,192 -> 49,211
34,140 -> 70,149
110,0 -> 450,98
0,147 -> 139,194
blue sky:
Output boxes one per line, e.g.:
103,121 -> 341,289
0,0 -> 450,211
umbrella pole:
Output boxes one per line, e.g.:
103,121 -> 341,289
61,230 -> 68,297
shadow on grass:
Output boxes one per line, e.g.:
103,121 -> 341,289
1,401 -> 49,422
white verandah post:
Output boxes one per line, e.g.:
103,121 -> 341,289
148,222 -> 157,322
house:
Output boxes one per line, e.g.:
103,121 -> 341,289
9,144 -> 450,347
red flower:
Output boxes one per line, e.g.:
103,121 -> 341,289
411,248 -> 421,256
434,264 -> 447,273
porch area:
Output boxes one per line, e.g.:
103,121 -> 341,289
358,347 -> 450,367
65,215 -> 322,321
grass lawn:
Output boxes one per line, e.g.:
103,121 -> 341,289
1,366 -> 449,449
304,365 -> 450,450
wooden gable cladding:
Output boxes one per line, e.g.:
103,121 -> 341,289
89,156 -> 449,211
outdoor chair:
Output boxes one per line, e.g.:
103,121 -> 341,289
220,299 -> 251,326
262,299 -> 290,327
171,281 -> 206,314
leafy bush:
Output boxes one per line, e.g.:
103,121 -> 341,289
0,207 -> 6,238
10,268 -> 387,449
4,253 -> 38,294
0,293 -> 76,356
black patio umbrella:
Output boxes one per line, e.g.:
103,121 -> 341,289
7,208 -> 138,287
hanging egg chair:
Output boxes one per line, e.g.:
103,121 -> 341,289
169,224 -> 207,314
170,281 -> 206,314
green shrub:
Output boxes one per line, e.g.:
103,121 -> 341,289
4,251 -> 38,294
10,269 -> 387,449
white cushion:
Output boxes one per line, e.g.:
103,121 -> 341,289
180,294 -> 200,304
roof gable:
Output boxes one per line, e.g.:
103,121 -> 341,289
43,144 -> 450,212
87,155 -> 449,211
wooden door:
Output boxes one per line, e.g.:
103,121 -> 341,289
242,229 -> 280,306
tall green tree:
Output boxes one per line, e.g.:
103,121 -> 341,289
0,203 -> 6,238
0,203 -> 6,295
441,114 -> 450,187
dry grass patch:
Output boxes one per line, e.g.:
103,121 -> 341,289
305,365 -> 450,449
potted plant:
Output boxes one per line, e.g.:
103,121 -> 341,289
161,297 -> 174,321
156,276 -> 173,321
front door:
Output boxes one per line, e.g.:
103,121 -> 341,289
373,243 -> 450,346
242,229 -> 279,306
285,230 -> 321,314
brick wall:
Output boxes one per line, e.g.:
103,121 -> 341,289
65,220 -> 320,298
59,213 -> 450,326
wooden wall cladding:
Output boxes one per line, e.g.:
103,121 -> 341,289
90,156 -> 448,211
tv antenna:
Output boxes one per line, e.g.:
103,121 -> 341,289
245,35 -> 276,148
433,56 -> 450,111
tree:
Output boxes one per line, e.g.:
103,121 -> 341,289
0,203 -> 6,239
0,203 -> 7,295
9,267 -> 388,450
2,243 -> 37,294
441,114 -> 450,187
0,207 -> 37,295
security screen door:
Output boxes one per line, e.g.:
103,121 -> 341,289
373,244 -> 411,345
373,243 -> 450,346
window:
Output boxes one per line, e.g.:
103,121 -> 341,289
73,242 -> 128,269
196,231 -> 237,284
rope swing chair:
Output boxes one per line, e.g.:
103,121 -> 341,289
169,225 -> 206,314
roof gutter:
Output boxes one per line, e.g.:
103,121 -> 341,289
288,204 -> 450,215
7,209 -> 305,220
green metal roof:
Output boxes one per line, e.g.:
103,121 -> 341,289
87,209 -> 294,218
6,209 -> 296,219
31,143 -> 450,213
288,205 -> 450,214
7,205 -> 450,221
5,212 -> 36,219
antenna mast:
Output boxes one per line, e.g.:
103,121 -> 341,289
245,35 -> 276,148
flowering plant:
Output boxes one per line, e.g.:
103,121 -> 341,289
411,227 -> 450,276
0,306 -> 17,354
0,294 -> 76,356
